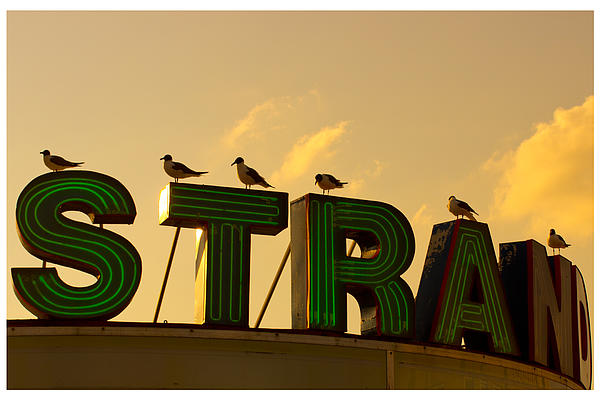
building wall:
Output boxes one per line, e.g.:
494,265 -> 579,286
7,323 -> 583,389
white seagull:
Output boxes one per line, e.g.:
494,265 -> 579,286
447,195 -> 478,221
41,150 -> 84,172
231,157 -> 274,189
315,173 -> 348,194
548,229 -> 570,255
160,154 -> 208,183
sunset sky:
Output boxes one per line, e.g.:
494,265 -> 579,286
5,11 -> 594,335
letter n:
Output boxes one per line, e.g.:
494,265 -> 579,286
499,240 -> 574,377
290,193 -> 415,338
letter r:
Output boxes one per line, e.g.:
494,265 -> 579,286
291,193 -> 415,337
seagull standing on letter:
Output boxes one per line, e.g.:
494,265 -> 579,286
447,195 -> 478,221
548,229 -> 570,255
41,150 -> 84,172
315,173 -> 348,194
160,154 -> 208,183
231,157 -> 274,189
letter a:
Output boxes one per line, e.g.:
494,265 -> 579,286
416,220 -> 519,356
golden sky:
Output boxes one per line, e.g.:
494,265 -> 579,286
5,11 -> 594,335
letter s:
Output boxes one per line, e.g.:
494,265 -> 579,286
11,171 -> 141,320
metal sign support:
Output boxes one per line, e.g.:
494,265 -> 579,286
153,226 -> 181,323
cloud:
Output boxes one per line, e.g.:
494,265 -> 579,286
270,121 -> 350,184
222,91 -> 320,148
345,178 -> 365,195
411,204 -> 433,227
345,160 -> 384,196
487,96 -> 593,241
222,100 -> 278,147
369,160 -> 384,177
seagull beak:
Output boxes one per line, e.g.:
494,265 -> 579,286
230,161 -> 236,166
160,156 -> 164,160
314,180 -> 317,185
40,151 -> 44,154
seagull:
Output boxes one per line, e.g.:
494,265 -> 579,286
447,195 -> 478,221
40,150 -> 84,172
548,229 -> 570,255
160,154 -> 208,183
231,157 -> 274,189
315,173 -> 348,194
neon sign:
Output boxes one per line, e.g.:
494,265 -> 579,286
499,240 -> 592,388
10,175 -> 592,388
12,171 -> 141,320
415,220 -> 519,356
290,193 -> 415,337
159,183 -> 287,326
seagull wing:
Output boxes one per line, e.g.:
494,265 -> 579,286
172,161 -> 206,175
457,199 -> 478,215
246,166 -> 266,183
557,234 -> 569,245
324,174 -> 339,184
324,174 -> 347,187
50,155 -> 83,167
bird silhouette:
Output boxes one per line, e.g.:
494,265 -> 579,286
315,173 -> 347,194
231,157 -> 274,189
160,154 -> 208,183
548,228 -> 570,255
41,150 -> 84,172
447,195 -> 478,221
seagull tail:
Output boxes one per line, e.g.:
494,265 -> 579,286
74,162 -> 84,166
565,243 -> 571,247
195,171 -> 209,176
259,180 -> 275,189
466,213 -> 477,221
338,182 -> 348,187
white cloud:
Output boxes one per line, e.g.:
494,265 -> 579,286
369,160 -> 384,177
343,160 -> 384,196
345,178 -> 365,196
222,91 -> 320,148
222,100 -> 277,147
270,121 -> 350,185
411,204 -> 427,224
487,96 -> 593,241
